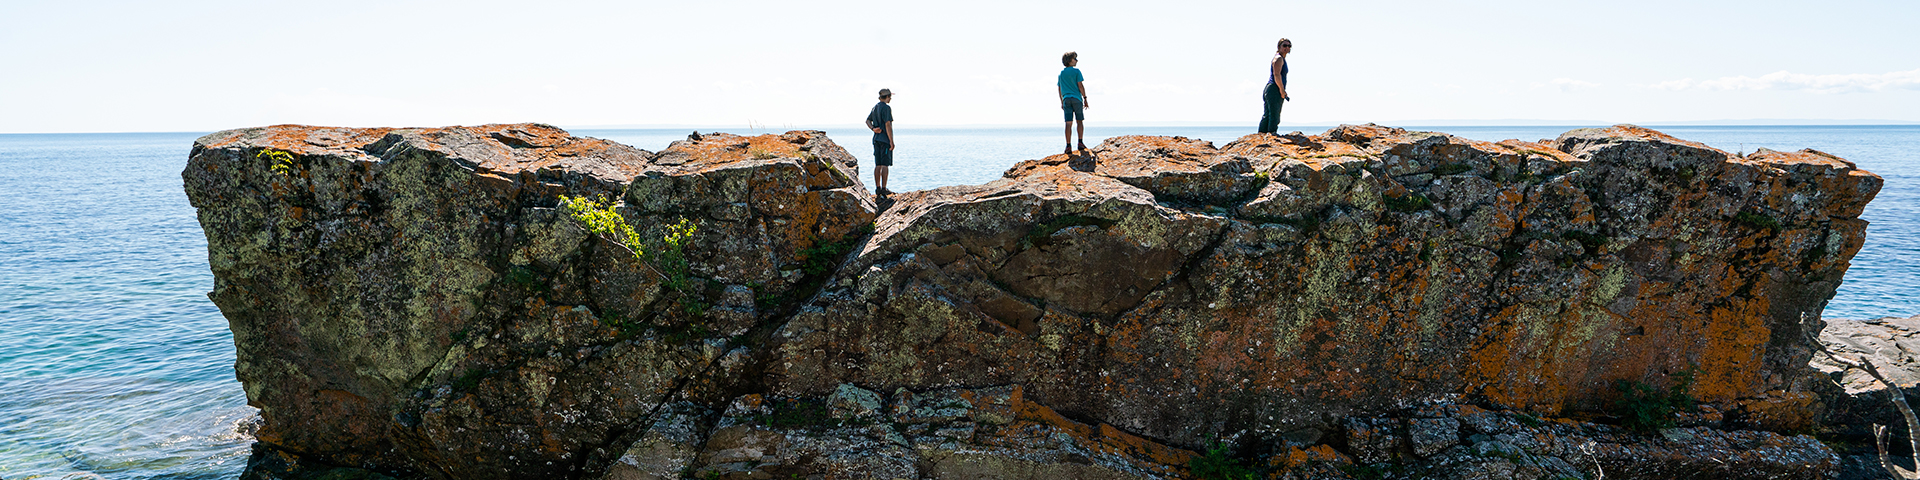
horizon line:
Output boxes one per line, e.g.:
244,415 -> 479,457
7,119 -> 1919,135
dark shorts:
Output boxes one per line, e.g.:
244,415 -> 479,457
1062,97 -> 1085,122
873,142 -> 893,166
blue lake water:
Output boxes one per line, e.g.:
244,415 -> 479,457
1,125 -> 1914,479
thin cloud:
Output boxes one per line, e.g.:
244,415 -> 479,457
1653,68 -> 1920,93
1535,78 -> 1601,92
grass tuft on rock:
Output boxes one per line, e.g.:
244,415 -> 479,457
453,368 -> 490,393
1610,370 -> 1696,433
1188,441 -> 1257,480
1432,163 -> 1473,176
1734,211 -> 1781,232
1383,193 -> 1432,213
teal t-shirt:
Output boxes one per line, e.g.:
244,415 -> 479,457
1058,67 -> 1085,100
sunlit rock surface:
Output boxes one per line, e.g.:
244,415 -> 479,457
186,123 -> 1881,479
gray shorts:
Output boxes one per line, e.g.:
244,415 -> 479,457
1062,97 -> 1085,122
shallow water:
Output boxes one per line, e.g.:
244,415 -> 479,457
0,132 -> 254,479
0,125 -> 1912,478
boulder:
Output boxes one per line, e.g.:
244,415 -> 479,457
186,124 -> 873,479
185,123 -> 1884,479
769,124 -> 1882,448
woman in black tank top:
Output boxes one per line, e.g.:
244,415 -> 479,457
1259,38 -> 1292,134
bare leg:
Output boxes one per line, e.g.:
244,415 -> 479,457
1076,120 -> 1087,150
877,165 -> 889,192
1064,122 -> 1073,153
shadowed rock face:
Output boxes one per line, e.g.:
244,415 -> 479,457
772,124 -> 1881,447
186,123 -> 1879,479
186,124 -> 873,479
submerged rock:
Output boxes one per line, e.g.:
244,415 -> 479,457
185,123 -> 1882,479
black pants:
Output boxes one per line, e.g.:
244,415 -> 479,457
1259,82 -> 1285,134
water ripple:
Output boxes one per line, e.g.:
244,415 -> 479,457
1,127 -> 1913,478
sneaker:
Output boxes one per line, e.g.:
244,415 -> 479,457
877,187 -> 890,196
1064,145 -> 1073,155
1077,141 -> 1089,152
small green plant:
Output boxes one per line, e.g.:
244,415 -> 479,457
748,148 -> 779,160
453,368 -> 489,392
1673,165 -> 1698,183
504,265 -> 542,290
655,322 -> 711,344
1188,441 -> 1256,480
561,195 -> 648,260
1339,462 -> 1403,480
797,235 -> 860,277
1611,369 -> 1696,433
1734,211 -> 1781,232
758,223 -> 874,313
755,290 -> 784,310
1432,163 -> 1473,176
558,195 -> 705,320
747,398 -> 834,429
600,312 -> 645,337
1515,412 -> 1544,427
257,148 -> 296,177
1383,193 -> 1432,213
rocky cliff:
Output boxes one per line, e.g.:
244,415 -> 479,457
185,123 -> 1883,479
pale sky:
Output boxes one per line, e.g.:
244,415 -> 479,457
3,0 -> 1917,133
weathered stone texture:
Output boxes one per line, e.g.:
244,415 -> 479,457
186,123 -> 1882,479
187,124 -> 872,479
771,124 -> 1882,449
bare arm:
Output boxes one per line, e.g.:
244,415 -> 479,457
1273,57 -> 1288,100
885,120 -> 894,150
1077,81 -> 1089,108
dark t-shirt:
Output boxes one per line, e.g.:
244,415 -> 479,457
867,102 -> 893,145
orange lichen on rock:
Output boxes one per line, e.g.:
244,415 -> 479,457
1270,444 -> 1351,470
191,122 -> 1879,479
651,132 -> 812,171
771,122 -> 1882,454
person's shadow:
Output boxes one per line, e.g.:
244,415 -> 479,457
1067,150 -> 1097,172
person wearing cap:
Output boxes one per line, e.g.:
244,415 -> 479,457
1258,39 -> 1292,134
866,88 -> 895,195
1058,52 -> 1089,155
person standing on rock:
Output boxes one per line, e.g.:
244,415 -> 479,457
1058,52 -> 1090,155
1258,39 -> 1292,134
867,88 -> 895,196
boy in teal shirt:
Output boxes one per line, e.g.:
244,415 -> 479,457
1058,52 -> 1089,155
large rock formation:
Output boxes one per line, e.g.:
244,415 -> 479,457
185,123 -> 1882,479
